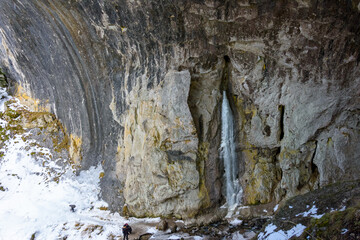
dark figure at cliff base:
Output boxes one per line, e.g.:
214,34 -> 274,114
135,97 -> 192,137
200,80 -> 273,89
69,204 -> 76,212
122,223 -> 132,240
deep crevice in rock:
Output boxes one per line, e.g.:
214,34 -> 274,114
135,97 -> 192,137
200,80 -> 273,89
278,105 -> 285,141
220,55 -> 231,92
309,141 -> 320,189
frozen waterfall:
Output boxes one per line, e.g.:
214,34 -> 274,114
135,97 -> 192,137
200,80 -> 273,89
220,91 -> 242,207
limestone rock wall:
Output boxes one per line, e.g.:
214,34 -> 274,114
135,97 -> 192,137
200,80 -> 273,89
0,0 -> 359,218
119,70 -> 200,218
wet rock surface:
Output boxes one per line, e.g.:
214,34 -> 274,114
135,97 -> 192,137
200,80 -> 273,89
0,0 -> 359,218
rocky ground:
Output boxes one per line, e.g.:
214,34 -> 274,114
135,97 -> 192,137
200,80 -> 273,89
272,180 -> 360,239
140,180 -> 360,240
129,179 -> 360,239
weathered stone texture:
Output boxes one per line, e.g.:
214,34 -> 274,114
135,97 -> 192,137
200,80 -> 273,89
120,71 -> 200,217
0,0 -> 359,217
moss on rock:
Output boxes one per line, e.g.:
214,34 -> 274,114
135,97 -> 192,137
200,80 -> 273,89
258,180 -> 360,239
301,204 -> 360,239
0,98 -> 79,172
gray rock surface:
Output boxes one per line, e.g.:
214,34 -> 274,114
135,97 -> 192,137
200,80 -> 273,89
0,0 -> 359,218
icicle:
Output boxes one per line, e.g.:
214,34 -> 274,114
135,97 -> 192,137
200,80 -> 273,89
220,91 -> 242,208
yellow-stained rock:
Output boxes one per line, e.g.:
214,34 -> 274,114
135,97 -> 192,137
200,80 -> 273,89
69,134 -> 82,166
14,85 -> 51,112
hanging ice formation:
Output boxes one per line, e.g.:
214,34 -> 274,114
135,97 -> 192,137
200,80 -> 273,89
220,91 -> 242,207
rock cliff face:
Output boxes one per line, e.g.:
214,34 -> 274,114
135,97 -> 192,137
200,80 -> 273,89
0,0 -> 359,218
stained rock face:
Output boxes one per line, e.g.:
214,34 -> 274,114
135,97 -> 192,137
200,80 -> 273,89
119,70 -> 200,217
0,0 -> 359,218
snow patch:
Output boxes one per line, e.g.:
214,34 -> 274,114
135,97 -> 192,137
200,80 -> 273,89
168,235 -> 182,239
296,205 -> 324,219
0,88 -> 11,111
146,227 -> 158,234
0,134 -> 122,239
258,223 -> 306,240
339,206 -> 346,211
273,204 -> 279,212
229,218 -> 243,226
231,231 -> 256,240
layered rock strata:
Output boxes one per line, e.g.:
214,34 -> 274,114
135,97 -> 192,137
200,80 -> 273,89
0,0 -> 359,217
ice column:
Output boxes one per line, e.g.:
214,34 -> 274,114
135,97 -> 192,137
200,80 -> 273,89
220,91 -> 242,207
